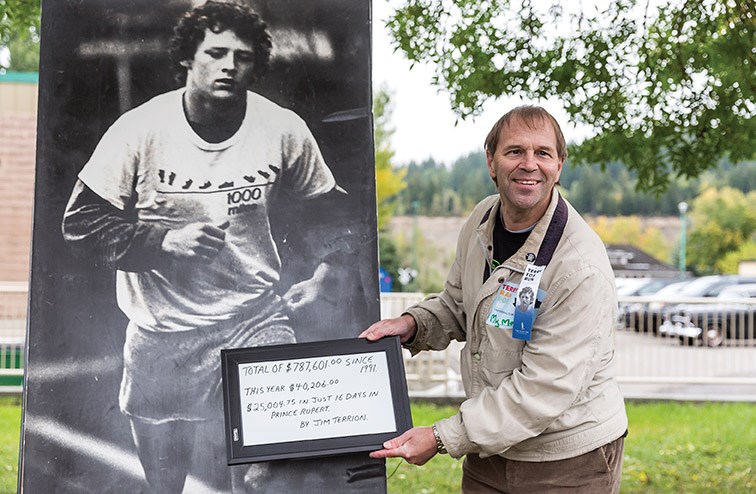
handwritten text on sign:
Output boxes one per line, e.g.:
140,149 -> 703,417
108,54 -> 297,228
238,352 -> 396,446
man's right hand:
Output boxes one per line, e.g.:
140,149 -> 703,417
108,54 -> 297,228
161,220 -> 229,263
359,314 -> 418,343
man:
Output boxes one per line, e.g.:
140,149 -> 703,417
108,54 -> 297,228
362,106 -> 628,493
62,2 -> 342,491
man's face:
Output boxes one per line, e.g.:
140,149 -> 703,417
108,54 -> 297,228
518,289 -> 534,311
182,29 -> 256,103
486,117 -> 563,227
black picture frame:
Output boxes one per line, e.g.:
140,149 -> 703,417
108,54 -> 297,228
221,336 -> 412,464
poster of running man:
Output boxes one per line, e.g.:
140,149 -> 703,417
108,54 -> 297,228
20,0 -> 382,492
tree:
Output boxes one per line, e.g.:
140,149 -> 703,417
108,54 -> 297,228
3,25 -> 39,71
0,0 -> 39,42
589,216 -> 671,264
560,161 -> 701,216
389,228 -> 446,293
686,187 -> 756,274
386,0 -> 755,192
0,0 -> 40,71
718,241 -> 756,274
702,159 -> 756,195
374,87 -> 408,288
396,158 -> 449,215
448,151 -> 494,211
374,87 -> 407,232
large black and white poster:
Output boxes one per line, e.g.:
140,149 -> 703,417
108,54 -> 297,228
21,0 -> 381,492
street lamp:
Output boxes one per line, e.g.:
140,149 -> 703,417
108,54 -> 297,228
678,201 -> 688,278
410,200 -> 419,291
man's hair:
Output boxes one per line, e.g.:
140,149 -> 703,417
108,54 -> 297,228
484,105 -> 568,162
169,1 -> 272,85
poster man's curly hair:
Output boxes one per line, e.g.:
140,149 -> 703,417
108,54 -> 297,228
169,1 -> 272,85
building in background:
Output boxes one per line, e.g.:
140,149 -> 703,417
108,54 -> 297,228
0,72 -> 36,285
607,244 -> 681,279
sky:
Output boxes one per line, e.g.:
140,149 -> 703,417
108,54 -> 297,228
371,1 -> 593,166
0,1 -> 587,167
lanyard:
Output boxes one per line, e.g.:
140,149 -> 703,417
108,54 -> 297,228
484,194 -> 568,340
482,194 -> 568,280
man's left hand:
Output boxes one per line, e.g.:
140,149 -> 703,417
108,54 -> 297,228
282,262 -> 336,311
283,278 -> 319,311
368,426 -> 437,465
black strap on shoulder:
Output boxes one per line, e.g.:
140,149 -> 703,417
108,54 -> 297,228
535,194 -> 568,267
481,194 -> 568,279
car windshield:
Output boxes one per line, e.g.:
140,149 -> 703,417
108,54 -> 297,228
653,280 -> 691,297
636,278 -> 678,295
616,278 -> 650,296
717,284 -> 756,299
677,276 -> 725,297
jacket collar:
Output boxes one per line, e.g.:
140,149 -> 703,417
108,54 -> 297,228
477,188 -> 564,274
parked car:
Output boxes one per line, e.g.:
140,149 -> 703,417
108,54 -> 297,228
620,275 -> 756,335
616,277 -> 680,297
659,283 -> 756,347
619,279 -> 691,333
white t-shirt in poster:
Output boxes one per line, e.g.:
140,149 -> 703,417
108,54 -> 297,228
79,89 -> 336,332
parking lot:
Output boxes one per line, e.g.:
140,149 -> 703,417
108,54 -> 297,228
386,291 -> 756,402
614,330 -> 756,401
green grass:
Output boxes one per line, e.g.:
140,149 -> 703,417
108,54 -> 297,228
385,401 -> 755,494
0,396 -> 21,494
621,402 -> 755,493
1,400 -> 753,492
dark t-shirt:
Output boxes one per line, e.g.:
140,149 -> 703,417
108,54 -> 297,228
485,206 -> 532,281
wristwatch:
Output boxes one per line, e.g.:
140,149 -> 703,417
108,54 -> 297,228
432,424 -> 447,454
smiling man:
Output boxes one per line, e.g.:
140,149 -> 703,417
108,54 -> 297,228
362,106 -> 628,493
61,2 -> 341,492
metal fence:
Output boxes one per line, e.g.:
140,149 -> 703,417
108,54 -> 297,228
382,292 -> 756,401
3,286 -> 755,400
0,282 -> 27,393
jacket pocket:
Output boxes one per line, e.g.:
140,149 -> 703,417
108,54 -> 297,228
479,349 -> 523,388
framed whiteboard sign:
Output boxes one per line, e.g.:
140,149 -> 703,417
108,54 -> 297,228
221,336 -> 412,464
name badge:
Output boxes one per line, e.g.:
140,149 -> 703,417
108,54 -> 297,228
486,282 -> 519,330
512,264 -> 545,341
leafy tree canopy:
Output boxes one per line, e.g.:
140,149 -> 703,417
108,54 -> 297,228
686,186 -> 756,274
0,0 -> 39,41
386,0 -> 755,192
374,87 -> 407,232
589,216 -> 670,263
0,0 -> 40,72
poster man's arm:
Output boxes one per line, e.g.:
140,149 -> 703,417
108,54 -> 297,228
282,259 -> 335,310
62,180 -> 228,270
62,180 -> 168,271
279,188 -> 350,311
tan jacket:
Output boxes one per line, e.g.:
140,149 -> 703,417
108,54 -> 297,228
406,189 -> 628,461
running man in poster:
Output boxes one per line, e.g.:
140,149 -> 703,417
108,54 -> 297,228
62,2 -> 342,491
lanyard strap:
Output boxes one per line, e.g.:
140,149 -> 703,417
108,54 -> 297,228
482,194 -> 568,280
534,194 -> 568,267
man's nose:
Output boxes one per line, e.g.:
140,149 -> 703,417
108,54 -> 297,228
221,53 -> 236,72
519,151 -> 538,171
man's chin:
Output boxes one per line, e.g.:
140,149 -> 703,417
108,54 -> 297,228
209,89 -> 245,101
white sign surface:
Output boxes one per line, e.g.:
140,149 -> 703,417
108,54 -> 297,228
238,351 -> 396,446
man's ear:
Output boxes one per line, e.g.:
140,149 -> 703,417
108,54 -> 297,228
179,59 -> 192,69
486,150 -> 497,184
